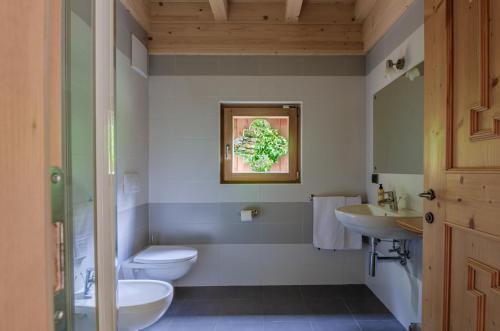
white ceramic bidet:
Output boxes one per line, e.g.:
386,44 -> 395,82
118,280 -> 173,331
75,279 -> 173,331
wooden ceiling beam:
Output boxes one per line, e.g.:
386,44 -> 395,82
150,2 -> 357,25
354,0 -> 376,22
208,0 -> 229,21
285,0 -> 304,22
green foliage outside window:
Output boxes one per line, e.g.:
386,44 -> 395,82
233,119 -> 288,172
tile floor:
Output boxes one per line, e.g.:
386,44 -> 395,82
144,285 -> 406,331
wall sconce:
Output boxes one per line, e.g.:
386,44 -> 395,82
386,57 -> 406,71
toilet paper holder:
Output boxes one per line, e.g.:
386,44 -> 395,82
239,208 -> 259,217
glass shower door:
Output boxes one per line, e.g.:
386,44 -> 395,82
64,0 -> 98,330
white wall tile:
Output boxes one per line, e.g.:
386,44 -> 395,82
218,245 -> 262,285
258,244 -> 304,285
340,249 -> 366,284
300,247 -> 345,285
116,50 -> 149,212
149,76 -> 366,203
172,244 -> 365,286
216,76 -> 260,99
257,76 -> 304,100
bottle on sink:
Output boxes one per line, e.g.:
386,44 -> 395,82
377,184 -> 385,206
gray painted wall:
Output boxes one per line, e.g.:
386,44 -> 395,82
116,1 -> 150,265
149,55 -> 365,76
150,202 -> 312,245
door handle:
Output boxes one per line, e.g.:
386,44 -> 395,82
418,189 -> 436,201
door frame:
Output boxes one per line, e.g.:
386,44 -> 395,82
95,0 -> 117,330
0,1 -> 56,330
422,0 -> 448,329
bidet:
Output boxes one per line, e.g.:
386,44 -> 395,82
75,279 -> 173,331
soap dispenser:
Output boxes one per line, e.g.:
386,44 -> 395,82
377,184 -> 385,206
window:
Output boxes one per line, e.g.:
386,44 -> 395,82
221,103 -> 301,183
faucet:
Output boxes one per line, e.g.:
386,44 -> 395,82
84,267 -> 95,298
382,191 -> 399,212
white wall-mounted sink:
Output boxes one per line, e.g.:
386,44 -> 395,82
335,204 -> 422,240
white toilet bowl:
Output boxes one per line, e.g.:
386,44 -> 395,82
121,245 -> 198,282
75,279 -> 173,331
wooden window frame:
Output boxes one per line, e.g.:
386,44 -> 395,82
221,103 -> 301,184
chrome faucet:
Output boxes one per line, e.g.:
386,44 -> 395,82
84,267 -> 95,298
382,191 -> 399,212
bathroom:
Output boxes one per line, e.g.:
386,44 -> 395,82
7,0 -> 500,330
108,0 -> 424,330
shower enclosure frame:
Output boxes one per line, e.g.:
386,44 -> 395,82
61,0 -> 118,329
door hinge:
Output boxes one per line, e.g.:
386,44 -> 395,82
50,166 -> 67,330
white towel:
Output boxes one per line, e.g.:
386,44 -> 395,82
313,196 -> 362,250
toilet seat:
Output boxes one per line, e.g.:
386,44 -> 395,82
121,245 -> 198,282
133,246 -> 198,264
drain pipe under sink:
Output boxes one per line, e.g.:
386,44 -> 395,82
368,237 -> 410,277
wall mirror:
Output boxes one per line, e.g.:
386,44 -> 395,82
373,61 -> 424,174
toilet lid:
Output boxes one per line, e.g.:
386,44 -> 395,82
133,246 -> 198,264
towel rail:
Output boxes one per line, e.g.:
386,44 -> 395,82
309,194 -> 361,201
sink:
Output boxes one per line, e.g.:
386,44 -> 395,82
335,204 -> 422,240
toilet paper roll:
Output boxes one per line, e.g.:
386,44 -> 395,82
240,210 -> 253,222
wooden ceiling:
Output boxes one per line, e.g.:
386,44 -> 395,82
120,0 -> 415,55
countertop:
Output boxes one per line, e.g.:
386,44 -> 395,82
396,217 -> 423,236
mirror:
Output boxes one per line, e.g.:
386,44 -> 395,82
373,62 -> 424,174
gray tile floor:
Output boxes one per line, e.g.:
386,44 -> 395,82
144,285 -> 406,331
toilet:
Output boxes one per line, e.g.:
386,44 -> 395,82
121,245 -> 198,282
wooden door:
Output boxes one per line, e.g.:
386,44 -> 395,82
424,0 -> 500,330
0,0 -> 61,330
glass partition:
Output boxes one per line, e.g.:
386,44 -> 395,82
65,0 -> 97,330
